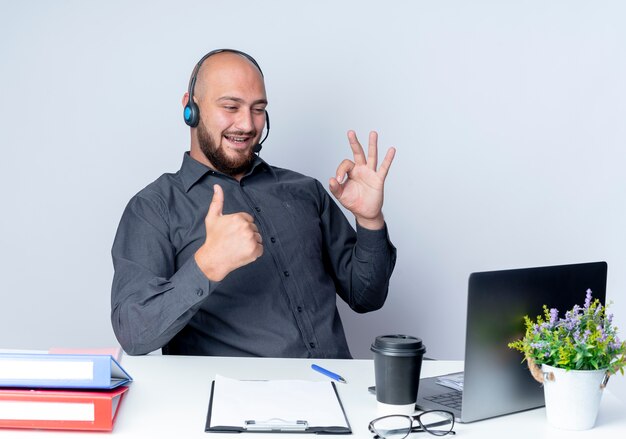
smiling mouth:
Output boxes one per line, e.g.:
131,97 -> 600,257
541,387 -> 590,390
223,133 -> 255,149
224,135 -> 248,143
224,134 -> 254,152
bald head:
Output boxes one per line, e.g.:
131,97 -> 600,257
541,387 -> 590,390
194,52 -> 266,103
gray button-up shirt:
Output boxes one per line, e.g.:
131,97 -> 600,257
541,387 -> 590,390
111,152 -> 396,358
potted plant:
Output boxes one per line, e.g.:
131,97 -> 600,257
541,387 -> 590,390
508,289 -> 626,430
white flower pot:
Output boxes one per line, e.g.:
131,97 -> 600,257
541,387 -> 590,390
541,364 -> 608,430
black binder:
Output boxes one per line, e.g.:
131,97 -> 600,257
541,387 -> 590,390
205,377 -> 352,434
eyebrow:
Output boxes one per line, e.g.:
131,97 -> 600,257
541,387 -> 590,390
217,96 -> 268,106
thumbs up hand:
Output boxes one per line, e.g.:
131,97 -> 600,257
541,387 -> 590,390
194,184 -> 264,281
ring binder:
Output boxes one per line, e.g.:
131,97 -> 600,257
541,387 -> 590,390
244,419 -> 308,431
0,353 -> 132,389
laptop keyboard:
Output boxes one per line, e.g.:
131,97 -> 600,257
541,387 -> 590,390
424,390 -> 463,411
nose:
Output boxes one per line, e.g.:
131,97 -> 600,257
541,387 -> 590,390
234,108 -> 255,133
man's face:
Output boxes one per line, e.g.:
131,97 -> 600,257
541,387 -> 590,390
193,54 -> 267,177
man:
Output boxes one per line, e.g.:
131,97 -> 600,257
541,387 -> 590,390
111,49 -> 397,358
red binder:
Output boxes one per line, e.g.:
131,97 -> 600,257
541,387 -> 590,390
0,386 -> 128,431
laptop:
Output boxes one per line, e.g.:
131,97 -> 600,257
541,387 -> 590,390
416,261 -> 607,423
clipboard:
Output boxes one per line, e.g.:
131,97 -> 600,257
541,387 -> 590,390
205,375 -> 352,434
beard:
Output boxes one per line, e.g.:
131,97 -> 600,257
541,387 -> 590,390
197,119 -> 256,177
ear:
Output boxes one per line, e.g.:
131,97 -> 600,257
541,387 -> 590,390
182,92 -> 190,107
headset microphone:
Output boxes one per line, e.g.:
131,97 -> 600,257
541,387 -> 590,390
253,110 -> 270,154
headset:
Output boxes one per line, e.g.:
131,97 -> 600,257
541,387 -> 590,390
183,49 -> 270,153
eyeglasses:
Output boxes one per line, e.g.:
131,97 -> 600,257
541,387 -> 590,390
368,410 -> 456,438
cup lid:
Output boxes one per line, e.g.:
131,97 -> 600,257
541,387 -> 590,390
370,334 -> 426,356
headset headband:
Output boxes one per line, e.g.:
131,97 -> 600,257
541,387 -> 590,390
187,49 -> 264,107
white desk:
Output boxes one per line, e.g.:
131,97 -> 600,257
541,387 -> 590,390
1,355 -> 624,438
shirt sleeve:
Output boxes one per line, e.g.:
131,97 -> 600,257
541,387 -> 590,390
316,181 -> 397,313
110,192 -> 215,355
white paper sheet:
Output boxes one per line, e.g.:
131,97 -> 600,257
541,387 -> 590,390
209,375 -> 349,430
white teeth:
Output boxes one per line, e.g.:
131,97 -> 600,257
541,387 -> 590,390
226,136 -> 246,142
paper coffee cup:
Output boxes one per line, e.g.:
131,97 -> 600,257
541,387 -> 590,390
371,335 -> 426,413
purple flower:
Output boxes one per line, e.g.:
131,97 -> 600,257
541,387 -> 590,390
584,289 -> 593,309
532,324 -> 541,335
573,329 -> 591,344
597,325 -> 608,342
562,312 -> 579,331
594,304 -> 602,317
565,305 -> 581,322
609,340 -> 621,350
573,330 -> 582,343
539,322 -> 551,332
549,308 -> 559,326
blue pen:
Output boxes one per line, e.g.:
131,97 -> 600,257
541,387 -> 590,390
311,364 -> 347,383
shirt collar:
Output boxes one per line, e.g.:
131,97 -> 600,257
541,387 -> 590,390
179,152 -> 277,192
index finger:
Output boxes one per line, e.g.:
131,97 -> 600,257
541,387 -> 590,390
347,130 -> 367,166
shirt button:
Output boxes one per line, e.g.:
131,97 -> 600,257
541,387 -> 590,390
297,306 -> 303,312
255,206 -> 261,212
270,237 -> 276,243
309,342 -> 316,349
283,271 -> 290,277
195,288 -> 204,297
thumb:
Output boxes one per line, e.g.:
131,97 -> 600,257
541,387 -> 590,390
328,177 -> 343,200
207,184 -> 224,218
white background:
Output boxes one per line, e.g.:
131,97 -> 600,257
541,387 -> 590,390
1,1 -> 625,402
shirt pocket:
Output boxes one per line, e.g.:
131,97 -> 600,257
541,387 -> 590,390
281,199 -> 322,257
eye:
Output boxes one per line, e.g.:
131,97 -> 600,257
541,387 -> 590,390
253,107 -> 266,115
223,106 -> 238,111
